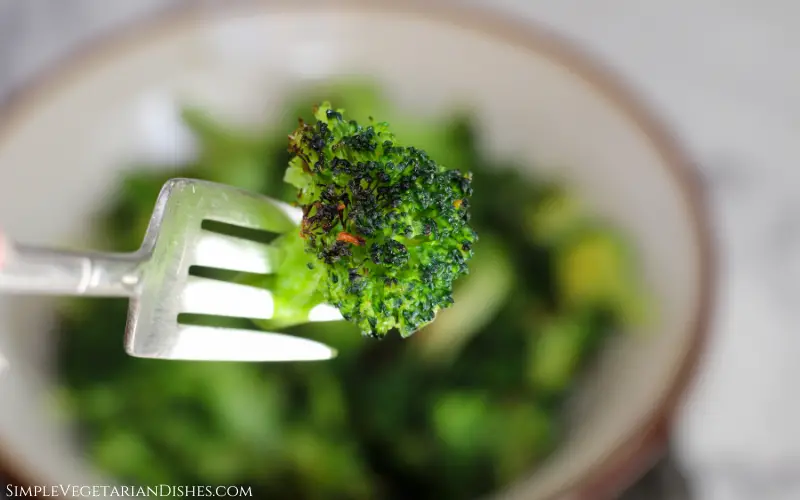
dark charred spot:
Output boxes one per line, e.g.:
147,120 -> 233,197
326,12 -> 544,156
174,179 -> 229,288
370,239 -> 409,267
343,127 -> 377,152
310,135 -> 325,152
326,109 -> 343,121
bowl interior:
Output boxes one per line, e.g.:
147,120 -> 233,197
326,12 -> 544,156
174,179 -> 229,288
0,6 -> 705,499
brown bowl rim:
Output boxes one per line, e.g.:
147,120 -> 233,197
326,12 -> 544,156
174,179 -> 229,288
0,1 -> 716,498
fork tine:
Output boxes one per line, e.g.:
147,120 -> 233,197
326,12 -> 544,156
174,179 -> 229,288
193,232 -> 282,274
180,277 -> 274,319
308,303 -> 345,322
188,180 -> 302,233
167,326 -> 336,361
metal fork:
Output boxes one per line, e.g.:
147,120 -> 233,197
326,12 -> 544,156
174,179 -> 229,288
0,178 -> 342,362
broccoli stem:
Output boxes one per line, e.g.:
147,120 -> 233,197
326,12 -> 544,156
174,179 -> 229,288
245,230 -> 330,331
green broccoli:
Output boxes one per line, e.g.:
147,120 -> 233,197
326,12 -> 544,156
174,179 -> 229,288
282,102 -> 477,338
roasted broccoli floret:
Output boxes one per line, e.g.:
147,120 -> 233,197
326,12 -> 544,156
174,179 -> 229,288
283,102 -> 477,338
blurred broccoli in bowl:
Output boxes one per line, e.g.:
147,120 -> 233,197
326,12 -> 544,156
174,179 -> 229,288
56,81 -> 649,500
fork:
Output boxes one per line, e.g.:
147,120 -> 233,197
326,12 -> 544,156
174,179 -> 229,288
0,178 -> 342,362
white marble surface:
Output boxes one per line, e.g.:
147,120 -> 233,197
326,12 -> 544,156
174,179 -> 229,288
2,1 -> 800,499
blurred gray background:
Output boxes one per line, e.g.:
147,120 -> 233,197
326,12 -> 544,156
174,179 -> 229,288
2,1 -> 800,499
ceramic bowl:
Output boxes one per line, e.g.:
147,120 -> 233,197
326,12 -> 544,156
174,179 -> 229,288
0,2 -> 714,498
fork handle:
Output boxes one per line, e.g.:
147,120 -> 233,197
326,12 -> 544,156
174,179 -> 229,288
0,233 -> 142,297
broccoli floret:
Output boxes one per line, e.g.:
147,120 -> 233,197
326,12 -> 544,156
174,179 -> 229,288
283,102 -> 477,338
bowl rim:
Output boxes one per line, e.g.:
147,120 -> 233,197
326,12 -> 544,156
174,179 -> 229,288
0,1 -> 716,498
